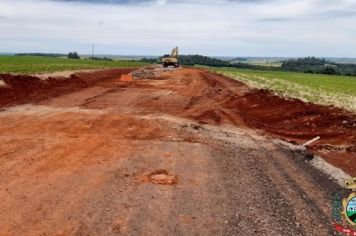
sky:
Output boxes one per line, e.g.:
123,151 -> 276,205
0,0 -> 356,57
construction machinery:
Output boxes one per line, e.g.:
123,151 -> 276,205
162,47 -> 179,68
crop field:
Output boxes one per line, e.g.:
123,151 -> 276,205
0,56 -> 147,74
213,67 -> 356,112
244,59 -> 282,67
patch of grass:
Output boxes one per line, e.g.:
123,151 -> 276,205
212,67 -> 356,112
0,56 -> 148,74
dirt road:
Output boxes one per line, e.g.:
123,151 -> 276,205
0,68 -> 353,235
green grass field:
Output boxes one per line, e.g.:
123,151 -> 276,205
0,56 -> 147,74
212,67 -> 356,112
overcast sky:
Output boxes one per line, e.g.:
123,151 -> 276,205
0,0 -> 355,57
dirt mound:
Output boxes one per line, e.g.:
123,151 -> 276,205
225,89 -> 356,142
0,74 -> 88,107
187,72 -> 356,175
131,68 -> 155,80
0,68 -> 133,108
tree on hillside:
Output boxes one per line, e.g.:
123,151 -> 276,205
178,55 -> 231,67
68,52 -> 80,59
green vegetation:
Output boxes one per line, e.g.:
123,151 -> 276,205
67,52 -> 80,59
245,60 -> 282,67
142,54 -> 356,77
232,58 -> 282,67
140,55 -> 231,67
90,57 -> 113,61
170,55 -> 356,77
212,67 -> 356,111
141,54 -> 280,70
140,57 -> 158,63
0,56 -> 147,74
282,57 -> 356,76
178,55 -> 231,67
16,53 -> 66,57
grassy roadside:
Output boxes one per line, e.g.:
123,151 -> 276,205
211,67 -> 356,112
0,56 -> 147,74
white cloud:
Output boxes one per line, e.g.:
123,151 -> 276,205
0,0 -> 355,56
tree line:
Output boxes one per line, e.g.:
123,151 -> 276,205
16,53 -> 66,57
281,57 -> 356,76
141,55 -> 278,70
141,55 -> 356,76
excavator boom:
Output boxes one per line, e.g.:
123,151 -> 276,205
171,47 -> 178,58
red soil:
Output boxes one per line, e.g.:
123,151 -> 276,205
129,69 -> 355,175
0,67 -> 354,235
120,74 -> 133,81
0,68 -> 133,108
0,67 -> 355,175
225,88 -> 356,175
199,71 -> 356,175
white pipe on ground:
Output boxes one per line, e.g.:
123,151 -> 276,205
302,136 -> 320,147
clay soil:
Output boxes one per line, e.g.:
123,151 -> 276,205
0,67 -> 354,235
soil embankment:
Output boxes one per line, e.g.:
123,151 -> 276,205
0,68 -> 132,108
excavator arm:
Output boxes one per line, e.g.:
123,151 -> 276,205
171,47 -> 179,58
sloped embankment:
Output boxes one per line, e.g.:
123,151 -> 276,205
0,68 -> 132,108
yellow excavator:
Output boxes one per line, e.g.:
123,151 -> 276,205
162,47 -> 179,68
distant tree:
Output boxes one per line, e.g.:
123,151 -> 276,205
178,55 -> 231,67
90,57 -> 113,61
281,57 -> 327,71
140,58 -> 159,63
322,66 -> 338,75
16,53 -> 66,57
280,57 -> 356,76
68,52 -> 80,59
234,57 -> 248,61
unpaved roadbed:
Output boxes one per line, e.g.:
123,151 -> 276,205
0,67 -> 354,235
